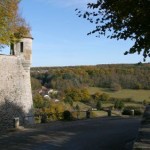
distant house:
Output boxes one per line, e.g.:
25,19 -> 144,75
54,99 -> 60,102
44,95 -> 51,100
39,86 -> 49,96
48,89 -> 58,95
38,87 -> 60,102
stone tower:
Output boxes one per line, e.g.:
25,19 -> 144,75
0,33 -> 34,130
11,33 -> 33,69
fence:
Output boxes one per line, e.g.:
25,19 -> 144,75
24,110 -> 111,124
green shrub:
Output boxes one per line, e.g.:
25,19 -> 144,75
124,106 -> 142,110
122,107 -> 143,116
33,93 -> 44,109
110,83 -> 122,91
64,96 -> 73,106
122,109 -> 132,115
134,109 -> 143,116
143,100 -> 148,105
41,114 -> 47,123
96,101 -> 102,110
63,110 -> 72,121
114,100 -> 124,110
75,104 -> 80,111
99,93 -> 109,101
123,98 -> 134,102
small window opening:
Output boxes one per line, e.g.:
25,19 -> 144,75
20,42 -> 24,52
10,43 -> 15,55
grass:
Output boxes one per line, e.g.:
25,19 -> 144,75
71,110 -> 108,119
73,102 -> 91,111
87,87 -> 150,102
91,111 -> 108,118
72,102 -> 108,118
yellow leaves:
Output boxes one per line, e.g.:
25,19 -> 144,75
64,88 -> 90,102
0,0 -> 30,46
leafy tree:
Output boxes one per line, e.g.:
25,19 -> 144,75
75,104 -> 80,111
114,100 -> 124,110
63,110 -> 71,121
80,88 -> 90,102
133,82 -> 142,89
31,64 -> 150,91
92,92 -> 101,100
99,93 -> 109,101
64,88 -> 81,102
43,98 -> 51,108
64,88 -> 90,102
0,0 -> 30,48
143,99 -> 147,105
64,96 -> 73,106
96,100 -> 102,110
76,0 -> 150,60
110,82 -> 122,91
31,77 -> 42,91
33,93 -> 44,109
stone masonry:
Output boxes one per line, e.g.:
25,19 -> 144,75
0,35 -> 34,130
133,105 -> 150,149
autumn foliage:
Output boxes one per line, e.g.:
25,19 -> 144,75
0,0 -> 30,48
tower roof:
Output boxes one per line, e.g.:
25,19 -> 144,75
23,32 -> 33,39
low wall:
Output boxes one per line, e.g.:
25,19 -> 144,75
0,55 -> 34,130
133,105 -> 150,149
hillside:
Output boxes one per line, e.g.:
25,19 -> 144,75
31,63 -> 150,91
31,64 -> 150,118
88,87 -> 150,102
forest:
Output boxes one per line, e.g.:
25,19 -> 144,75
31,63 -> 150,91
31,63 -> 150,121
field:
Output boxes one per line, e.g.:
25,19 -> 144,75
87,87 -> 150,102
73,102 -> 91,110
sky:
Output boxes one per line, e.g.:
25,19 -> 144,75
2,0 -> 149,67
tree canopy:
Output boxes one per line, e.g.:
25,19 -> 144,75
31,64 -> 150,91
0,0 -> 30,49
76,0 -> 150,60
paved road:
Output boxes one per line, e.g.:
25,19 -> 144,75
0,117 -> 141,150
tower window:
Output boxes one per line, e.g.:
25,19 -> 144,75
20,42 -> 24,52
10,43 -> 14,51
10,43 -> 14,55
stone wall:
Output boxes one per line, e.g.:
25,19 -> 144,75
133,105 -> 150,149
0,55 -> 33,130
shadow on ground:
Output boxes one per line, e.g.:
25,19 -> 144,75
0,117 -> 141,150
0,99 -> 33,131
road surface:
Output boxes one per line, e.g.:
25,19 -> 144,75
0,117 -> 141,150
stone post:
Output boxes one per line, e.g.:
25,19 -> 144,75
13,117 -> 19,128
131,109 -> 134,116
86,110 -> 90,119
108,109 -> 112,117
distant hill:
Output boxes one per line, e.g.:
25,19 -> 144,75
31,63 -> 150,91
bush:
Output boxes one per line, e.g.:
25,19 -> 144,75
134,109 -> 143,116
96,101 -> 102,110
110,83 -> 122,91
33,93 -> 44,109
122,107 -> 143,116
143,100 -> 148,105
123,98 -> 134,102
75,104 -> 80,111
41,114 -> 47,123
114,100 -> 124,110
99,93 -> 109,101
63,110 -> 72,121
64,96 -> 73,106
122,109 -> 132,115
